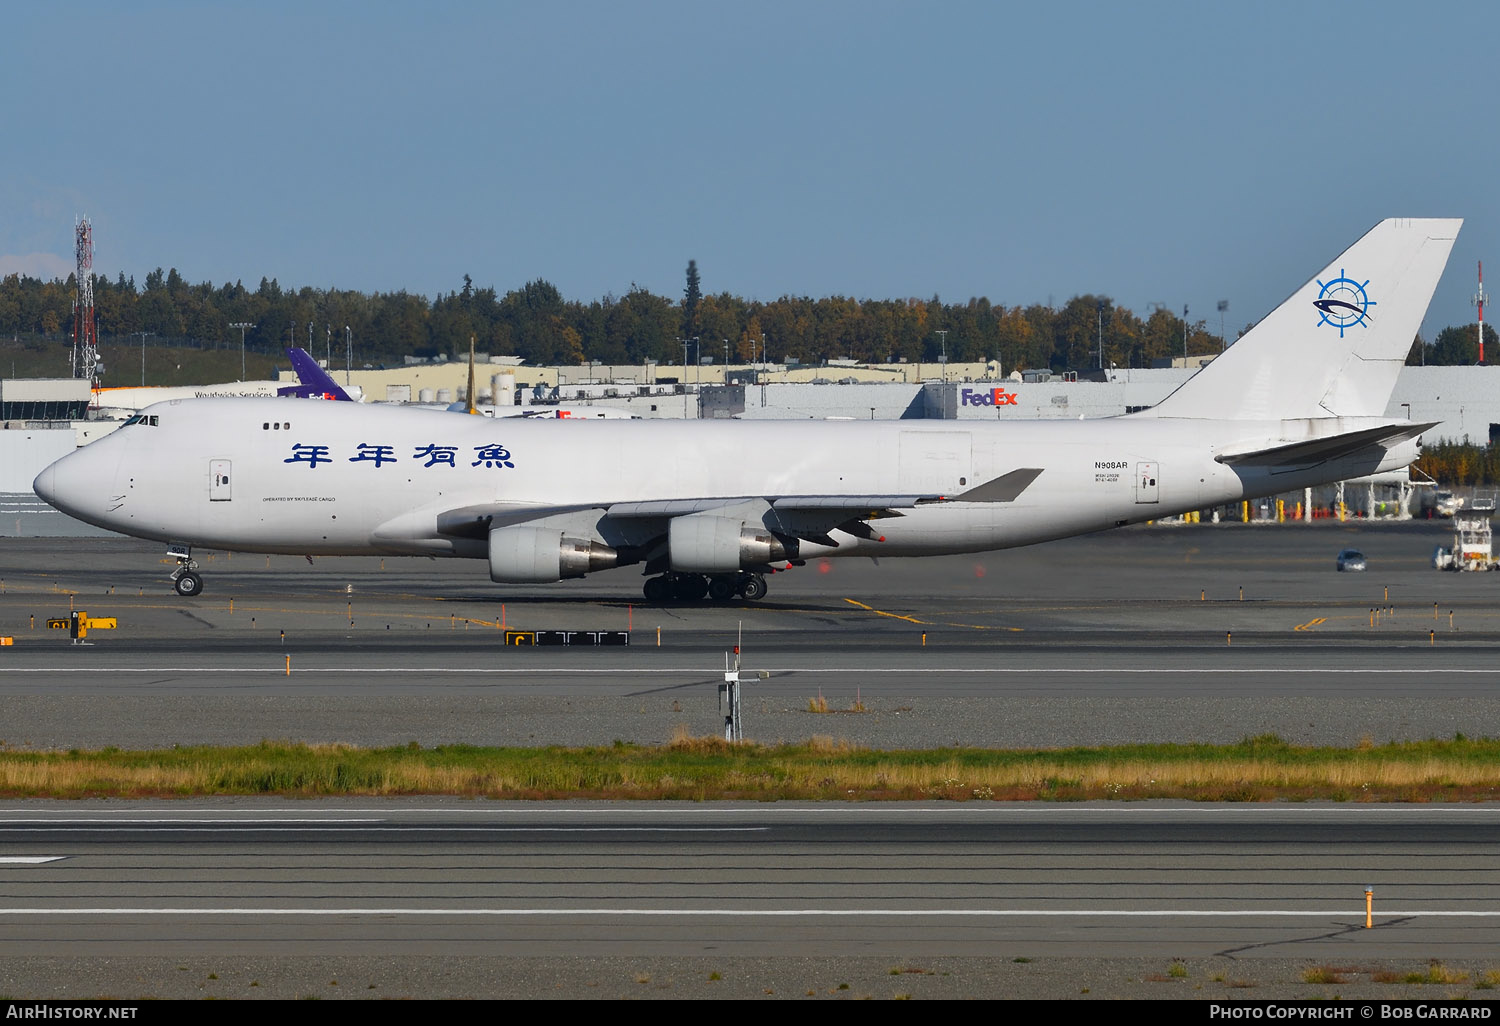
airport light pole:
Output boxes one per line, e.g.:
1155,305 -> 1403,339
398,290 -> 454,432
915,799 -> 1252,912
138,331 -> 154,386
229,322 -> 255,381
936,330 -> 948,382
676,336 -> 698,418
1217,300 -> 1228,350
1097,300 -> 1105,369
760,332 -> 768,408
1183,304 -> 1189,365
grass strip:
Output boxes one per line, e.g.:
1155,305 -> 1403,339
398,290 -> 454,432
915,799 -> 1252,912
0,732 -> 1498,801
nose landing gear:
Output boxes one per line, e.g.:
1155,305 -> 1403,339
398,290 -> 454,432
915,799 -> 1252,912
167,544 -> 204,597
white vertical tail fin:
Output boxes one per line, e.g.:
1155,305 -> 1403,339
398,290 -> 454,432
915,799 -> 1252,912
1141,218 -> 1461,421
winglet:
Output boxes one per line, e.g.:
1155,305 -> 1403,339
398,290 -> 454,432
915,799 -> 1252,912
952,468 -> 1044,503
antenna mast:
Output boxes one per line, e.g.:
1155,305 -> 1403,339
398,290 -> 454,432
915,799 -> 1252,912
1475,261 -> 1489,365
72,218 -> 99,386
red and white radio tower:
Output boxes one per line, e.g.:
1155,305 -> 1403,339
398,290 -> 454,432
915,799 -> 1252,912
71,218 -> 99,384
1474,261 -> 1488,365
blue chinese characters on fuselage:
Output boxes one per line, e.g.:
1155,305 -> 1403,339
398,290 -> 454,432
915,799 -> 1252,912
283,443 -> 515,469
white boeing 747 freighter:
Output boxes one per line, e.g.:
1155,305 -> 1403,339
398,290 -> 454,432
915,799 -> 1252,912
35,218 -> 1460,602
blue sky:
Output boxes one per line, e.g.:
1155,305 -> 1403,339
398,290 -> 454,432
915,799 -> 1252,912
2,1 -> 1494,340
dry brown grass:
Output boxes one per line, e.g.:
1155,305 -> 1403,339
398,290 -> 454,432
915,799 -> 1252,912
0,734 -> 1497,801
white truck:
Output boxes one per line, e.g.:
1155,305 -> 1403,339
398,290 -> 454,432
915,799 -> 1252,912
1433,502 -> 1497,570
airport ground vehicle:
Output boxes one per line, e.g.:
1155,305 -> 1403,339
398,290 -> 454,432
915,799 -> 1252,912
1336,549 -> 1367,572
1433,511 -> 1496,570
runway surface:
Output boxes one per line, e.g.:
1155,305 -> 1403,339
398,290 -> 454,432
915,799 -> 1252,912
3,801 -> 1495,959
0,799 -> 1497,1000
2,521 -> 1499,999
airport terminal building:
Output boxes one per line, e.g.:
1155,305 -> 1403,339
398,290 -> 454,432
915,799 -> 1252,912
326,357 -> 1500,442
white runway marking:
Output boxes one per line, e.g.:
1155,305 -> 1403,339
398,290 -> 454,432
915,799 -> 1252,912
0,826 -> 767,834
0,818 -> 382,824
0,906 -> 1489,918
1,667 -> 1498,675
0,857 -> 65,864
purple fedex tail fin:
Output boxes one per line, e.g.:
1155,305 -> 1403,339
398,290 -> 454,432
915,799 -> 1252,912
278,348 -> 354,401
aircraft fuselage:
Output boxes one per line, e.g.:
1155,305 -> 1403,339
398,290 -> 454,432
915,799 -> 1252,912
37,398 -> 1414,561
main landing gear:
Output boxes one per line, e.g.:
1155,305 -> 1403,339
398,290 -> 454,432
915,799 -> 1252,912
642,571 -> 768,603
167,544 -> 203,597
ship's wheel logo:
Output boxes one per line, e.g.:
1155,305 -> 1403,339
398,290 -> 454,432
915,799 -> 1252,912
1313,270 -> 1376,337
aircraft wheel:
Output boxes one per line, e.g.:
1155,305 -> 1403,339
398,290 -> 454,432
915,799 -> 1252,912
707,576 -> 737,601
174,572 -> 204,597
673,574 -> 709,602
642,576 -> 670,603
739,574 -> 767,601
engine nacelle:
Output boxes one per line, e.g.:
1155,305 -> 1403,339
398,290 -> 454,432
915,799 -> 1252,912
488,525 -> 618,583
668,514 -> 788,572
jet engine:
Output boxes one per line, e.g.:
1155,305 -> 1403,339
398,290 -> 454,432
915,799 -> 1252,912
668,514 -> 789,573
488,525 -> 618,583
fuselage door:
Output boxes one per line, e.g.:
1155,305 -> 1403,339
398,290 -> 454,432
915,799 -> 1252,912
210,459 -> 232,501
1135,461 -> 1159,504
899,432 -> 973,495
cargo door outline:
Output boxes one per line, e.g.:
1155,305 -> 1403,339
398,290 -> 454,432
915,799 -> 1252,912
1135,461 -> 1159,504
210,459 -> 232,501
899,432 -> 973,495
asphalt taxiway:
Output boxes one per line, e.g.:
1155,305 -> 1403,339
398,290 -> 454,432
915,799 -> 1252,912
0,521 -> 1495,748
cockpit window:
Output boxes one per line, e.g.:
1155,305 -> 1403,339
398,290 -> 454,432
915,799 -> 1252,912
123,415 -> 159,427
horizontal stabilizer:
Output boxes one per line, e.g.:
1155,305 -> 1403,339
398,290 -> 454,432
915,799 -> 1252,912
952,468 -> 1045,502
1215,422 -> 1438,467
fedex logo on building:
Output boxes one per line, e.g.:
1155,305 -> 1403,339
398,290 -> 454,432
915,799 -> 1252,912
960,387 -> 1018,407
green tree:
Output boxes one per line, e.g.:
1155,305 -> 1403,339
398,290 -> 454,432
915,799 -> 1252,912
682,259 -> 702,341
1429,323 -> 1498,365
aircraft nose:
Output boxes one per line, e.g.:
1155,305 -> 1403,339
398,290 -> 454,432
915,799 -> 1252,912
32,463 -> 56,506
34,448 -> 102,521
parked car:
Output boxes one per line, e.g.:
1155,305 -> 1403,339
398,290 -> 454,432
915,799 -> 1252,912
1435,491 -> 1463,517
1336,549 -> 1367,572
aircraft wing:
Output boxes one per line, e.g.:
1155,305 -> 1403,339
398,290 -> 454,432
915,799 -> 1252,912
1215,423 -> 1439,467
432,469 -> 1045,544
